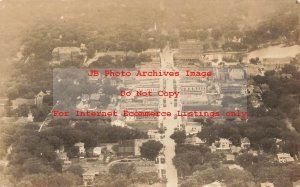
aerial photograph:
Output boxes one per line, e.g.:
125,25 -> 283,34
0,0 -> 300,187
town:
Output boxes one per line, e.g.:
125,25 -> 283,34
0,0 -> 300,187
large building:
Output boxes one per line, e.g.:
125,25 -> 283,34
180,82 -> 207,95
261,57 -> 291,71
117,139 -> 148,156
174,40 -> 203,61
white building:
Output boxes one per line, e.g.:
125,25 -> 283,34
75,142 -> 85,155
215,138 -> 232,150
277,153 -> 294,163
260,182 -> 275,187
111,119 -> 126,127
93,147 -> 102,156
202,180 -> 227,187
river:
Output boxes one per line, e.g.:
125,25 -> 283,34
247,44 -> 300,60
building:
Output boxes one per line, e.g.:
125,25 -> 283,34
261,57 -> 291,71
215,83 -> 247,97
228,164 -> 243,171
248,150 -> 258,156
277,153 -> 295,163
175,40 -> 203,62
215,138 -> 232,150
117,139 -> 148,156
155,155 -> 166,179
122,102 -> 159,122
260,182 -> 275,187
240,137 -> 251,149
111,119 -> 126,127
52,46 -> 85,64
230,145 -> 241,154
75,142 -> 85,156
226,154 -> 235,162
228,69 -> 245,80
185,136 -> 205,145
57,152 -> 69,161
62,160 -> 72,171
181,94 -> 209,106
147,130 -> 164,141
92,147 -> 102,156
293,180 -> 300,187
202,180 -> 227,187
34,90 -> 51,108
82,171 -> 96,187
180,82 -> 206,95
184,122 -> 202,135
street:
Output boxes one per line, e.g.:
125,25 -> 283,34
159,46 -> 181,187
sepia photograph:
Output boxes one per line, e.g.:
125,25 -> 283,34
0,0 -> 300,187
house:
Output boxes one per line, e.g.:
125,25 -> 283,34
57,152 -> 69,161
117,139 -> 148,156
90,93 -> 101,101
82,171 -> 96,187
34,90 -> 51,108
99,143 -> 118,155
260,182 -> 274,187
293,180 -> 300,187
202,180 -> 227,187
215,138 -> 232,150
229,69 -> 245,80
240,137 -> 251,149
111,119 -> 126,127
75,142 -> 85,156
209,144 -> 217,152
147,130 -> 164,141
228,164 -> 243,171
277,153 -> 295,163
155,155 -> 166,179
275,138 -> 283,150
226,154 -> 235,162
92,147 -> 102,156
62,160 -> 72,170
230,145 -> 241,154
175,40 -> 203,61
184,122 -> 202,135
52,46 -> 85,64
185,136 -> 205,145
55,145 -> 65,154
248,150 -> 258,156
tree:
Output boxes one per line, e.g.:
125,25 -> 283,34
262,91 -> 278,108
15,104 -> 29,117
140,140 -> 163,161
48,173 -> 77,187
67,146 -> 79,158
211,29 -> 222,40
131,172 -> 160,185
182,167 -> 256,187
170,131 -> 186,144
65,165 -> 84,176
236,153 -> 255,168
109,163 -> 135,178
7,86 -> 19,100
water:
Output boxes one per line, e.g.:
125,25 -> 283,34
248,44 -> 300,59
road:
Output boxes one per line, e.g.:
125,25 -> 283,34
159,46 -> 180,187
